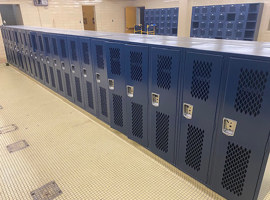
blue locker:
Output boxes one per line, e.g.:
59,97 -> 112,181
50,34 -> 66,97
67,36 -> 84,108
57,35 -> 74,102
106,41 -> 127,134
30,31 -> 40,80
176,51 -> 223,183
36,31 -> 46,84
125,44 -> 149,147
26,30 -> 35,77
210,58 -> 270,200
21,30 -> 31,74
91,39 -> 110,124
79,37 -> 97,116
14,29 -> 22,69
149,47 -> 181,163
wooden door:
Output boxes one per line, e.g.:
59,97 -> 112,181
125,7 -> 136,33
82,6 -> 96,31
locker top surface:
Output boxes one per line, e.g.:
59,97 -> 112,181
3,25 -> 270,58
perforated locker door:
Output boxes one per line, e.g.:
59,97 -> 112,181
21,30 -> 30,74
57,35 -> 74,102
67,36 -> 84,108
36,32 -> 47,85
125,44 -> 149,147
106,41 -> 126,133
30,32 -> 40,80
175,52 -> 223,183
26,31 -> 35,77
210,58 -> 270,200
149,47 -> 181,164
79,37 -> 97,116
91,39 -> 110,124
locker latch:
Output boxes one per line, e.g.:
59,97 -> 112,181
83,68 -> 87,77
96,73 -> 101,83
71,65 -> 75,73
183,103 -> 193,119
127,85 -> 134,97
222,118 -> 237,136
108,79 -> 114,90
25,50 -> 28,55
61,62 -> 65,70
46,56 -> 50,64
40,56 -> 44,62
34,53 -> 37,59
53,59 -> 57,67
152,93 -> 160,107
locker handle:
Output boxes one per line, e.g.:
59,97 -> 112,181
152,93 -> 160,107
83,68 -> 87,77
61,62 -> 65,70
53,59 -> 57,67
183,103 -> 193,119
71,65 -> 75,73
46,56 -> 50,64
108,79 -> 114,90
222,118 -> 237,136
40,56 -> 44,62
96,73 -> 101,83
25,50 -> 28,55
127,85 -> 134,97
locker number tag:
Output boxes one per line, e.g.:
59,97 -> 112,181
222,118 -> 237,136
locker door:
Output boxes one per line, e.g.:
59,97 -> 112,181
149,47 -> 181,164
176,52 -> 223,183
79,38 -> 97,116
106,41 -> 126,133
18,30 -> 26,72
91,39 -> 110,124
30,32 -> 40,80
210,58 -> 270,200
125,44 -> 149,147
50,35 -> 62,95
22,31 -> 30,74
26,31 -> 34,77
36,32 -> 46,84
57,35 -> 74,102
67,36 -> 84,108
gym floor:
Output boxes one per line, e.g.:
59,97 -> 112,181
0,64 -> 269,200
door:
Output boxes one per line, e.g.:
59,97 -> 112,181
210,58 -> 270,200
82,6 -> 96,31
125,7 -> 136,33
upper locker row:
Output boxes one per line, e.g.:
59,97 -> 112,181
1,25 -> 270,200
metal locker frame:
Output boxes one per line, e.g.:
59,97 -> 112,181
57,34 -> 74,102
79,37 -> 97,116
105,41 -> 127,133
209,56 -> 270,200
125,44 -> 149,147
176,50 -> 224,183
148,46 -> 182,164
67,35 -> 84,108
91,39 -> 110,124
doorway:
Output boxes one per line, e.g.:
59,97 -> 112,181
0,4 -> 23,25
82,6 -> 96,31
125,7 -> 145,33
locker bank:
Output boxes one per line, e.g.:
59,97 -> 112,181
0,2 -> 270,200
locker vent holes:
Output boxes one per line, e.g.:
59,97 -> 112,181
86,81 -> 94,109
185,124 -> 204,171
157,55 -> 172,90
132,103 -> 143,139
60,39 -> 67,58
234,69 -> 268,117
65,73 -> 72,97
96,45 -> 104,69
130,51 -> 143,82
191,60 -> 212,101
113,94 -> 123,127
75,77 -> 82,103
50,67 -> 56,88
71,41 -> 77,61
109,48 -> 121,75
82,43 -> 90,65
57,70 -> 63,92
155,112 -> 169,153
100,87 -> 108,117
221,142 -> 251,196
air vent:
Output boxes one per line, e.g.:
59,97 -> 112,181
191,60 -> 212,101
157,55 -> 172,90
57,70 -> 63,92
131,102 -> 143,139
86,81 -> 94,109
130,51 -> 143,82
221,142 -> 251,196
113,94 -> 123,127
185,124 -> 204,171
155,111 -> 169,153
96,45 -> 104,69
65,73 -> 72,97
109,48 -> 121,75
100,87 -> 108,117
75,77 -> 82,103
234,68 -> 268,117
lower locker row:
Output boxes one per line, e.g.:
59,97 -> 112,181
2,26 -> 270,200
